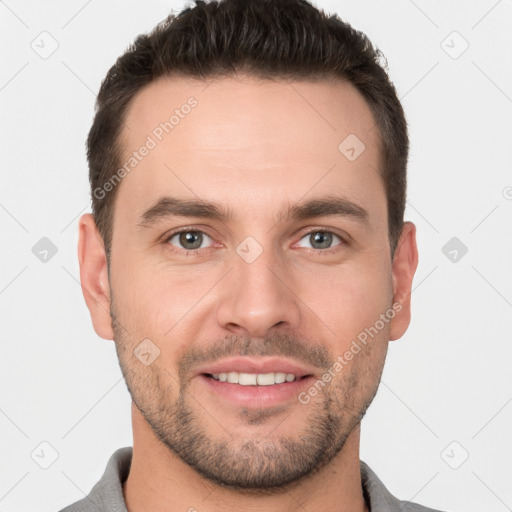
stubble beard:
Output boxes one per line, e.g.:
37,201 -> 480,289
110,300 -> 387,492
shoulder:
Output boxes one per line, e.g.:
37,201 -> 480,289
56,447 -> 132,512
396,501 -> 446,512
56,497 -> 102,512
360,460 -> 447,512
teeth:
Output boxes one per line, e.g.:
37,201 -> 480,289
209,371 -> 297,385
239,373 -> 257,385
275,372 -> 286,384
227,371 -> 238,384
257,373 -> 275,385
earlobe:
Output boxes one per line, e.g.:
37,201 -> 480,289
389,221 -> 419,341
77,213 -> 114,340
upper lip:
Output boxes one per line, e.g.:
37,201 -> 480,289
195,357 -> 316,379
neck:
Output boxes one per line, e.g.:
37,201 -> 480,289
123,403 -> 369,512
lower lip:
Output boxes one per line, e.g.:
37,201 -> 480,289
198,374 -> 315,408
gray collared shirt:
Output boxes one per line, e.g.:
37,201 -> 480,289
58,447 -> 445,512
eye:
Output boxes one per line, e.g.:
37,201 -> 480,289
296,230 -> 344,251
166,230 -> 214,251
163,228 -> 346,255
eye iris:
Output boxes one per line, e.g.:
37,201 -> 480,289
311,231 -> 332,249
179,231 -> 202,249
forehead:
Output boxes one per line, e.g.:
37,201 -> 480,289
115,74 -> 385,230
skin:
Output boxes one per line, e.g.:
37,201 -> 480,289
78,74 -> 418,512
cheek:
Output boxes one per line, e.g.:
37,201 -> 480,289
111,253 -> 201,330
298,258 -> 392,345
110,260 -> 209,375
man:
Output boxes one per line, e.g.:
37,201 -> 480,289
60,0 -> 443,510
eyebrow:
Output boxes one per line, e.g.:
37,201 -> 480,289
136,194 -> 370,229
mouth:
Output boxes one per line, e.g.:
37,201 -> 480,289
204,371 -> 309,385
195,357 -> 317,408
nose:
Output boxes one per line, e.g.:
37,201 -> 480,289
215,246 -> 301,338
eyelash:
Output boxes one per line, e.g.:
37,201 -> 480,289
163,228 -> 348,257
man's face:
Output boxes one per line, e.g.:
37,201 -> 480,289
91,75 -> 412,489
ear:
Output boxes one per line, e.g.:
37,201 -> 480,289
77,213 -> 114,340
389,221 -> 419,341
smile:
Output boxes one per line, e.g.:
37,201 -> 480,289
208,371 -> 299,385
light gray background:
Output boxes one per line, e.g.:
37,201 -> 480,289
1,1 -> 511,511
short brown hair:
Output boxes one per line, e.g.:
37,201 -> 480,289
87,0 -> 408,262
